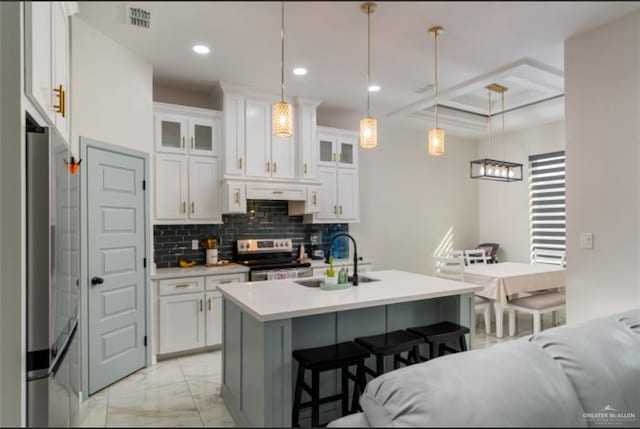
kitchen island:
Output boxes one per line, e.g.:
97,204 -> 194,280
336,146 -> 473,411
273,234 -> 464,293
217,270 -> 481,427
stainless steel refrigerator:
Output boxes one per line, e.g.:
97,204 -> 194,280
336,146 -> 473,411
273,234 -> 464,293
26,114 -> 80,427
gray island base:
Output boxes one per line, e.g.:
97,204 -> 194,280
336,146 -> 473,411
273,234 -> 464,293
217,270 -> 480,427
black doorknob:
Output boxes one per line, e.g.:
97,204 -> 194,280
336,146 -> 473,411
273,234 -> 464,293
91,276 -> 104,285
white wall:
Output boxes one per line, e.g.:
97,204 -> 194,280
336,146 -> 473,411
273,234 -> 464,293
565,11 -> 640,322
348,119 -> 480,274
71,17 -> 153,155
153,81 -> 217,109
477,120 -> 565,263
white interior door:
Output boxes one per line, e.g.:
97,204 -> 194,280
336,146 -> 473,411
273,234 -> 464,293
86,142 -> 147,394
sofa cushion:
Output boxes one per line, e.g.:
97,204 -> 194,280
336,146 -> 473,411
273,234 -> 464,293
360,339 -> 586,427
530,310 -> 640,427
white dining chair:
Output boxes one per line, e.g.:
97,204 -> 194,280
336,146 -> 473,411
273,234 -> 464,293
507,290 -> 566,336
449,250 -> 465,262
464,249 -> 489,265
433,255 -> 491,334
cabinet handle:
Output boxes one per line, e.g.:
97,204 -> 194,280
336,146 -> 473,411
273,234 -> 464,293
175,284 -> 190,288
235,191 -> 240,204
208,298 -> 211,311
340,205 -> 343,215
191,202 -> 195,214
273,162 -> 277,173
313,192 -> 317,206
182,201 -> 186,213
266,162 -> 271,172
191,136 -> 195,150
239,157 -> 243,169
272,191 -> 284,195
304,163 -> 308,174
200,299 -> 203,312
53,84 -> 66,118
182,136 -> 186,149
334,205 -> 337,215
219,279 -> 234,284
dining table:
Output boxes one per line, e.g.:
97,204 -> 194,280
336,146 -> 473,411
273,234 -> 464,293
463,262 -> 566,337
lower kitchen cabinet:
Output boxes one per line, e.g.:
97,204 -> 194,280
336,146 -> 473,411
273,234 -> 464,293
205,291 -> 222,346
159,293 -> 205,354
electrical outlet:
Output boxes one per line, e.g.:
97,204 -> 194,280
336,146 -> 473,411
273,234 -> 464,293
580,233 -> 593,249
192,239 -> 199,250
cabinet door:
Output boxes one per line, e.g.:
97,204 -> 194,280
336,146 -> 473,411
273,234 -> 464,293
337,136 -> 358,169
245,99 -> 271,178
205,291 -> 222,346
306,188 -> 320,214
52,2 -> 69,142
299,105 -> 317,180
315,167 -> 338,221
159,294 -> 205,354
189,118 -> 217,157
337,169 -> 359,221
188,157 -> 220,221
155,155 -> 188,220
25,2 -> 54,124
271,135 -> 295,179
155,113 -> 188,154
223,93 -> 245,176
318,134 -> 337,167
225,182 -> 246,214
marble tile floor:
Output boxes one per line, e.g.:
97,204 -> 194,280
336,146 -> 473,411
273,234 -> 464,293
80,310 -> 566,427
79,350 -> 234,427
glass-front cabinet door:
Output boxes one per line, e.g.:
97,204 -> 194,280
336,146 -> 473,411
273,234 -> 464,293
155,113 -> 188,154
189,118 -> 217,157
337,137 -> 357,169
318,134 -> 336,167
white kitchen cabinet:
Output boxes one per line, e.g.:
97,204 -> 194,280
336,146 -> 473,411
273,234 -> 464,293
154,105 -> 219,157
189,118 -> 218,156
205,291 -> 222,346
315,167 -> 338,221
224,182 -> 247,214
25,1 -> 73,144
159,294 -> 205,354
188,157 -> 221,221
222,92 -> 246,176
155,113 -> 188,154
294,97 -> 320,181
318,130 -> 358,169
271,135 -> 295,179
155,155 -> 188,220
337,169 -> 359,221
245,99 -> 271,179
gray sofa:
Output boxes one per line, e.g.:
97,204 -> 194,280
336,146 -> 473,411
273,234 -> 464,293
329,309 -> 640,427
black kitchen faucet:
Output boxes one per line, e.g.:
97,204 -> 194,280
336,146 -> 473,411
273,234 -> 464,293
326,233 -> 359,285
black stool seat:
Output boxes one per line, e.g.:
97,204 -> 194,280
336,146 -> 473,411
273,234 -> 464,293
408,321 -> 470,359
354,330 -> 424,355
293,341 -> 370,370
407,321 -> 470,339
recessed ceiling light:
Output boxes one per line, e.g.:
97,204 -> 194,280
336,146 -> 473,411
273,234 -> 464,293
368,84 -> 381,92
192,45 -> 210,55
293,67 -> 307,76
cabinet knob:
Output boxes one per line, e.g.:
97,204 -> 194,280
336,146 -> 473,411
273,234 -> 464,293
235,191 -> 240,204
312,192 -> 317,205
266,162 -> 271,172
334,205 -> 337,215
200,299 -> 203,312
208,298 -> 211,311
339,205 -> 343,215
182,201 -> 186,213
273,162 -> 277,173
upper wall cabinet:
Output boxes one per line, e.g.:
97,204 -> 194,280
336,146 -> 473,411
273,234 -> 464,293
318,128 -> 358,170
154,103 -> 219,157
25,2 -> 75,144
295,97 -> 321,182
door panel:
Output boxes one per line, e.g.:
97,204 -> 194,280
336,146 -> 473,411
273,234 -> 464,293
189,118 -> 216,156
315,167 -> 337,221
155,113 -> 188,154
244,99 -> 270,178
87,145 -> 146,394
155,155 -> 188,220
223,93 -> 245,176
337,136 -> 357,169
205,292 -> 222,346
337,169 -> 358,221
318,135 -> 336,167
188,157 -> 220,221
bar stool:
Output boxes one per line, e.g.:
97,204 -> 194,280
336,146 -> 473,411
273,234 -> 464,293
407,321 -> 470,359
354,330 -> 424,379
292,341 -> 369,428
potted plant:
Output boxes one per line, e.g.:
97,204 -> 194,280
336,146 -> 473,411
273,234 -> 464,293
325,256 -> 338,285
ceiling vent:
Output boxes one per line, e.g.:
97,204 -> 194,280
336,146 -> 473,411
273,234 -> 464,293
125,5 -> 151,29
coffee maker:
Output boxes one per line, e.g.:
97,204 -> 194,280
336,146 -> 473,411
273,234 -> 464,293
310,233 -> 324,260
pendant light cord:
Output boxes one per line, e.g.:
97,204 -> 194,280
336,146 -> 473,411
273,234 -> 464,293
488,89 -> 492,158
280,1 -> 285,102
434,31 -> 438,129
501,91 -> 506,161
366,5 -> 371,118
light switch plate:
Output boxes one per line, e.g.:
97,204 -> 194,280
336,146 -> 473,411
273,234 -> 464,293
580,233 -> 593,249
192,239 -> 199,250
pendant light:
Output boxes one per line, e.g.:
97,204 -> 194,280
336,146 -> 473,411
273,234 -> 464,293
470,84 -> 523,182
359,2 -> 377,149
272,1 -> 293,137
428,26 -> 444,156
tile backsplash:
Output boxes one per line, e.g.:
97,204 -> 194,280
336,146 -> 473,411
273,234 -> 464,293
154,200 -> 349,268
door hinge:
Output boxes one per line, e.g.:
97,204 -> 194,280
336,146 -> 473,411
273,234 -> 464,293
143,257 -> 147,268
142,180 -> 146,191
144,336 -> 147,347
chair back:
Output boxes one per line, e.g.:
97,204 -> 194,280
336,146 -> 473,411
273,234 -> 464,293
465,248 -> 488,265
532,249 -> 566,267
433,256 -> 465,282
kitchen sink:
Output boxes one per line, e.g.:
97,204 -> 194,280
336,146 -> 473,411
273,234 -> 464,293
294,276 -> 380,288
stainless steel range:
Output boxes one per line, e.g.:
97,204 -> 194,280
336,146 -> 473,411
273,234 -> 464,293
236,238 -> 312,281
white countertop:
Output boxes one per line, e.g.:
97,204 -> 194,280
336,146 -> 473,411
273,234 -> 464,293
151,264 -> 249,280
217,269 -> 481,322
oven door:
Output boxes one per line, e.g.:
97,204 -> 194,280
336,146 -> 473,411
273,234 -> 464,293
251,267 -> 313,282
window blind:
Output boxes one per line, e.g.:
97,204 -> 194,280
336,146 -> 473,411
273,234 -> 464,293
529,151 -> 566,265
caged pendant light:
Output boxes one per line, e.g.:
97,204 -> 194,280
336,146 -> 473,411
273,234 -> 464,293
272,1 -> 293,137
469,84 -> 523,182
428,26 -> 445,156
359,2 -> 378,149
